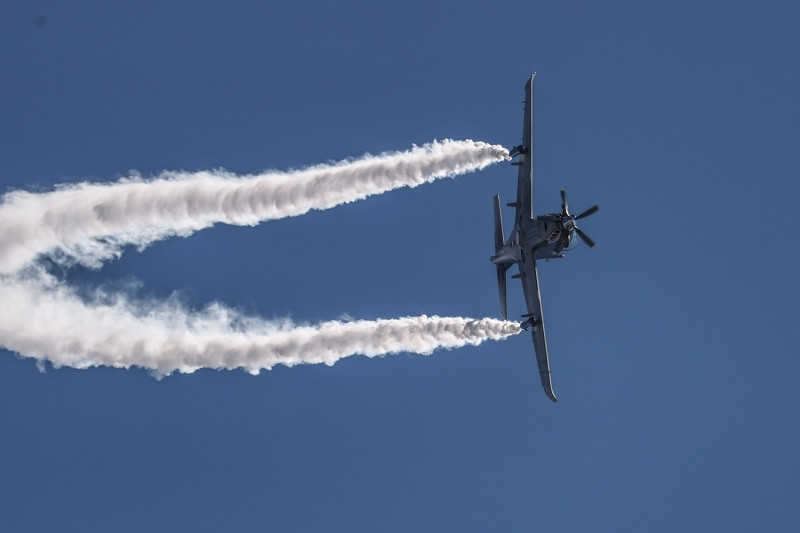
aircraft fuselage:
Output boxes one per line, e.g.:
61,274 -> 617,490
491,216 -> 575,267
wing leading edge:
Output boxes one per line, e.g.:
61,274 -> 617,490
513,73 -> 535,224
516,73 -> 557,403
518,258 -> 557,403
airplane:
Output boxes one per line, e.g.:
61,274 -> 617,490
491,73 -> 599,403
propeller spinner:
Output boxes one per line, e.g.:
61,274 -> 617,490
559,189 -> 598,249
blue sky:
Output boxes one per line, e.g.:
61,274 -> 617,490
1,1 -> 799,531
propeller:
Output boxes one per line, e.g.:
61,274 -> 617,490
575,204 -> 599,220
574,226 -> 596,248
559,189 -> 598,249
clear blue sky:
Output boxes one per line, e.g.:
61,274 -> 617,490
2,1 -> 799,531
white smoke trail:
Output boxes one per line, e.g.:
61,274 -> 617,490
0,270 -> 521,376
0,139 -> 508,274
0,139 -> 521,374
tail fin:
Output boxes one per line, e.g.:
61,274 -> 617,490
493,195 -> 510,320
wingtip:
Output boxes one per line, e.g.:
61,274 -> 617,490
544,387 -> 558,404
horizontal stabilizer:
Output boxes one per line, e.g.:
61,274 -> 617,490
493,195 -> 511,319
496,263 -> 510,320
493,195 -> 505,253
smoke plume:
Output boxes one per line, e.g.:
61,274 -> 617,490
0,139 -> 508,274
0,140 -> 520,374
1,269 -> 519,376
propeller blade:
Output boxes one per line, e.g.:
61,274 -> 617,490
575,226 -> 596,248
560,189 -> 569,215
575,204 -> 599,220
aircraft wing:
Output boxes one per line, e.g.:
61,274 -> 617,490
517,257 -> 558,403
513,74 -> 535,224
